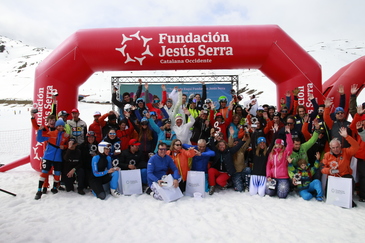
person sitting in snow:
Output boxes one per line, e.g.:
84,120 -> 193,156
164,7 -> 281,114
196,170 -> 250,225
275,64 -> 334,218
288,153 -> 323,201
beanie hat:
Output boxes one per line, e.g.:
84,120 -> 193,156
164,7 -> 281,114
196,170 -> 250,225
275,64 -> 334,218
257,137 -> 266,145
55,119 -> 65,127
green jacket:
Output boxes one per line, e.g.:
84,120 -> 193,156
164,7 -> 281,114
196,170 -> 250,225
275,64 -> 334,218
288,130 -> 319,178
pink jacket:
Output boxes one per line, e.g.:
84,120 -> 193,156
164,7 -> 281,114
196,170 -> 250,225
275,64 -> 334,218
266,133 -> 293,179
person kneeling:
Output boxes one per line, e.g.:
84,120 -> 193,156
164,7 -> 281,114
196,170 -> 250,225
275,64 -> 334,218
89,142 -> 121,200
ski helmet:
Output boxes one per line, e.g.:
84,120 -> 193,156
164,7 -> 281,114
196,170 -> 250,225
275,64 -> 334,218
98,142 -> 111,154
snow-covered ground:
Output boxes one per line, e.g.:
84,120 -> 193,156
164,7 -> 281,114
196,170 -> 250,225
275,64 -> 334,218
1,37 -> 365,242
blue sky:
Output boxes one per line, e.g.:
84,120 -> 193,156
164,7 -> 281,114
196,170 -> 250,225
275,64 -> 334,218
1,0 -> 364,49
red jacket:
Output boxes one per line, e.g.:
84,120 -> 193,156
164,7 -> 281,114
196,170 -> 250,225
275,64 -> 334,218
89,120 -> 103,143
116,118 -> 135,151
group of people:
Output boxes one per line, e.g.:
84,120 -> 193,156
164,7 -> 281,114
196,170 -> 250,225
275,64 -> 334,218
31,80 -> 365,206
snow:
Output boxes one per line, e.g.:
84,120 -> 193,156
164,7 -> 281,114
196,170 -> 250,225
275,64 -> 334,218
1,37 -> 365,242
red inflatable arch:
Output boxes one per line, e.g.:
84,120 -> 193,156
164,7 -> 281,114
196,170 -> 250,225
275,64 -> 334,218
322,56 -> 365,112
1,25 -> 323,172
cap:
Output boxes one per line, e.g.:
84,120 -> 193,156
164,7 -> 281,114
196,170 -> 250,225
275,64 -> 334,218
166,99 -> 173,103
86,131 -> 95,137
129,139 -> 141,146
275,139 -> 284,146
58,110 -> 69,117
93,111 -> 101,117
55,119 -> 65,127
257,137 -> 266,145
71,108 -> 79,113
273,112 -> 281,117
257,106 -> 264,111
335,107 -> 345,114
69,137 -> 77,144
205,98 -> 212,104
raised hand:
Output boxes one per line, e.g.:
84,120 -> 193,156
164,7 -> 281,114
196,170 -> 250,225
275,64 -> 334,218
338,127 -> 348,138
351,84 -> 359,95
324,97 -> 333,108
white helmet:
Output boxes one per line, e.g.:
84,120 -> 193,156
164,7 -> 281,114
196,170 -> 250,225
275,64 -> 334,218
124,104 -> 132,112
98,142 -> 111,154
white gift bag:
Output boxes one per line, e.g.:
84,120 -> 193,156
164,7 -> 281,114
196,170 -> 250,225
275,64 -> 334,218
118,169 -> 142,195
152,175 -> 183,202
185,171 -> 205,198
326,176 -> 352,209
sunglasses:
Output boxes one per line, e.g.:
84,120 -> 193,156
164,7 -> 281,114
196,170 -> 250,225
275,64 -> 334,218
281,110 -> 288,113
175,144 -> 182,146
109,133 -> 116,135
336,112 -> 344,115
286,122 -> 294,125
318,109 -> 324,112
153,100 -> 160,104
158,148 -> 167,151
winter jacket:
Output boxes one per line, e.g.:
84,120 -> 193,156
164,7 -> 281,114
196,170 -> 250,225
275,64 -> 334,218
288,160 -> 320,190
63,148 -> 82,173
190,117 -> 211,143
67,118 -> 87,145
116,118 -> 135,151
209,109 -> 233,142
37,129 -> 69,162
266,133 -> 293,179
167,148 -> 196,181
149,117 -> 176,153
118,149 -> 147,170
208,138 -> 245,176
79,141 -> 98,171
89,120 -> 103,143
92,154 -> 112,177
228,136 -> 251,172
322,135 -> 359,176
147,154 -> 180,187
172,115 -> 195,145
103,136 -> 121,159
324,106 -> 354,148
182,144 -> 215,173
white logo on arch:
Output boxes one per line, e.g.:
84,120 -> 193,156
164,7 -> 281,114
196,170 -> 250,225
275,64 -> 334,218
115,31 -> 153,65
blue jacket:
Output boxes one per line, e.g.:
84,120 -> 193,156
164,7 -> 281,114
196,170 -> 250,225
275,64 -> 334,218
147,154 -> 180,186
37,129 -> 67,162
148,117 -> 176,153
182,144 -> 215,173
92,154 -> 112,177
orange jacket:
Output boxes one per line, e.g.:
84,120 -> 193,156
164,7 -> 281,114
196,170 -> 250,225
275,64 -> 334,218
321,135 -> 359,176
167,148 -> 196,181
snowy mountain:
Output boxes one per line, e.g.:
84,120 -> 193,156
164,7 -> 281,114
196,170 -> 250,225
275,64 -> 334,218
1,35 -> 365,105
